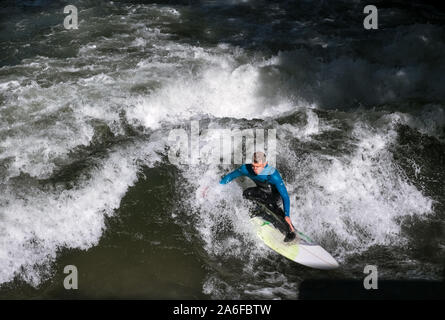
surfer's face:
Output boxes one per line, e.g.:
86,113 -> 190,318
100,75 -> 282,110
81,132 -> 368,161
252,161 -> 267,175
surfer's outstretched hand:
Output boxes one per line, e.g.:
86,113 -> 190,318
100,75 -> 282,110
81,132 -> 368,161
201,185 -> 209,198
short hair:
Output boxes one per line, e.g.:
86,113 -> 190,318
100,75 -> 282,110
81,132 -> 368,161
253,151 -> 266,163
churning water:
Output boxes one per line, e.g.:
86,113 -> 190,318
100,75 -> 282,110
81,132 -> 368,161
0,0 -> 444,299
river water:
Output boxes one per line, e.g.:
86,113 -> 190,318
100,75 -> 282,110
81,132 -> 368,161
0,0 -> 444,299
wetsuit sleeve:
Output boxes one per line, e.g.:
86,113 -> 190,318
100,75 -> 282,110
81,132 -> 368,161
219,164 -> 248,184
270,171 -> 290,217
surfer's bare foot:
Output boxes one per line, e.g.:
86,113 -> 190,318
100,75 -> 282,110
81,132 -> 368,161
284,231 -> 296,242
283,216 -> 296,242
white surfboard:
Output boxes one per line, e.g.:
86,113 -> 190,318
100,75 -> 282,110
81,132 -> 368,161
250,205 -> 339,270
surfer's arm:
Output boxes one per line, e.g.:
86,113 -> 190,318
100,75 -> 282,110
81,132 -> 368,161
219,164 -> 248,184
270,171 -> 290,217
271,171 -> 295,236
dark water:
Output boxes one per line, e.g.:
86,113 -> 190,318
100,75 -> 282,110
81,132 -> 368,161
0,0 -> 444,299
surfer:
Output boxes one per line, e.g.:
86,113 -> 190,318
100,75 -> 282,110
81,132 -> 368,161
219,152 -> 296,242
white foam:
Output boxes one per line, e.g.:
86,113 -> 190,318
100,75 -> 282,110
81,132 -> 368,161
0,81 -> 21,91
284,115 -> 433,259
278,108 -> 333,141
0,138 -> 165,286
392,105 -> 445,141
126,50 -> 296,130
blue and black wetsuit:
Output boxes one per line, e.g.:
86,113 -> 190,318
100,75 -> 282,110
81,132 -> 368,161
219,163 -> 290,219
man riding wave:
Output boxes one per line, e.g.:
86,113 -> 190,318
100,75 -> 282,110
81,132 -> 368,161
219,152 -> 296,242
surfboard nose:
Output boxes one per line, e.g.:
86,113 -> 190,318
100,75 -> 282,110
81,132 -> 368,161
314,254 -> 340,270
313,258 -> 339,270
296,245 -> 340,270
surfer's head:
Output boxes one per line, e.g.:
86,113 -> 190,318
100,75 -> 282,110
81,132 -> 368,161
252,151 -> 267,175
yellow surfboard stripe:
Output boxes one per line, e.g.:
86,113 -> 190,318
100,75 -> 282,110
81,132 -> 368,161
251,216 -> 300,261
